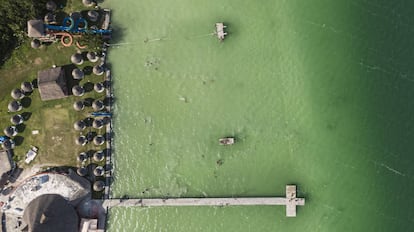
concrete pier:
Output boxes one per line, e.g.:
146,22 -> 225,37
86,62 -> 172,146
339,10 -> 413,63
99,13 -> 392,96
215,23 -> 227,41
103,185 -> 304,217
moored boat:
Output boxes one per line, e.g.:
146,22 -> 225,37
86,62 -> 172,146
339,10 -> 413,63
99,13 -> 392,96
219,137 -> 234,145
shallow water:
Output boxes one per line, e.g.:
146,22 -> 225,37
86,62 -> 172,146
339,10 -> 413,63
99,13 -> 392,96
103,0 -> 414,231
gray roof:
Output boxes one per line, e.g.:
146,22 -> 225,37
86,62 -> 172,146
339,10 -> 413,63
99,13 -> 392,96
0,150 -> 12,188
27,20 -> 45,38
38,67 -> 69,101
46,1 -> 57,11
23,194 -> 79,232
8,100 -> 22,112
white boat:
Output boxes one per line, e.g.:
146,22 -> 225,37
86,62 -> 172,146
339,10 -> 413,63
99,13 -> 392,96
25,146 -> 38,164
219,137 -> 235,145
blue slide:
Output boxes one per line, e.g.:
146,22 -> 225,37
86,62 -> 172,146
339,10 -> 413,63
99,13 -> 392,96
44,17 -> 112,35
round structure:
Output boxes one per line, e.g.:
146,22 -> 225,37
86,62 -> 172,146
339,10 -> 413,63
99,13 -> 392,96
4,126 -> 18,137
94,82 -> 105,93
77,152 -> 88,162
87,10 -> 99,22
11,88 -> 24,100
76,136 -> 87,146
71,68 -> 84,80
92,65 -> 104,75
23,194 -> 79,232
77,167 -> 87,177
93,166 -> 104,177
93,135 -> 105,146
92,119 -> 103,129
10,114 -> 24,125
86,51 -> 99,62
21,82 -> 33,93
31,39 -> 41,49
1,139 -> 15,150
46,1 -> 57,11
82,0 -> 94,7
93,181 -> 104,192
71,53 -> 84,65
44,13 -> 55,23
72,85 -> 85,97
73,100 -> 85,111
92,99 -> 104,111
73,120 -> 86,131
8,100 -> 22,112
93,151 -> 104,162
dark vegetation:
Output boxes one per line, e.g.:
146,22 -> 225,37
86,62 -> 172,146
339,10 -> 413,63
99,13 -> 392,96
0,0 -> 48,65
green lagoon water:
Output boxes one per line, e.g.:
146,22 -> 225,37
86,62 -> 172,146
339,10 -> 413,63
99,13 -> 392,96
102,0 -> 414,231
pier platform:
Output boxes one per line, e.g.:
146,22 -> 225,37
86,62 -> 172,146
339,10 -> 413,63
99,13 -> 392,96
103,185 -> 305,217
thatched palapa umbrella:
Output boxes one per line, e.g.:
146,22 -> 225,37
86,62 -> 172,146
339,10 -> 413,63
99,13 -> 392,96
11,88 -> 24,100
93,166 -> 104,177
94,82 -> 105,93
92,119 -> 104,129
92,99 -> 104,111
10,114 -> 24,125
73,120 -> 86,131
44,13 -> 55,23
93,181 -> 104,192
92,65 -> 104,75
46,1 -> 57,11
31,39 -> 41,49
93,135 -> 105,145
82,0 -> 94,7
77,167 -> 87,176
21,82 -> 33,93
73,100 -> 85,111
93,151 -> 104,162
76,136 -> 87,146
71,53 -> 84,65
72,85 -> 85,96
8,100 -> 22,112
87,51 -> 99,63
77,152 -> 88,162
1,139 -> 15,150
72,68 -> 84,80
4,126 -> 18,137
87,10 -> 99,22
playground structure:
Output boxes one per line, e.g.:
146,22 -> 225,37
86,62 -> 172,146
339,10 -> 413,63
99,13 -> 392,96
27,9 -> 112,49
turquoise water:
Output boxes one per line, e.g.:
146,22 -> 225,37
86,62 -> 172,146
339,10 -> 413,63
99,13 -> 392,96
103,0 -> 414,231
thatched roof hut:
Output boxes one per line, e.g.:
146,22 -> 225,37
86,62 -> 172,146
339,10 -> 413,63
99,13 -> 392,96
94,82 -> 105,93
86,51 -> 99,63
10,114 -> 24,125
93,166 -> 104,177
44,13 -> 55,23
77,152 -> 88,162
23,194 -> 79,232
1,139 -> 15,150
73,100 -> 85,111
71,68 -> 84,80
87,10 -> 99,22
82,0 -> 94,7
8,100 -> 22,112
38,67 -> 69,101
92,65 -> 104,75
93,135 -> 105,145
72,85 -> 85,97
21,81 -> 34,93
92,119 -> 103,129
46,1 -> 57,11
93,151 -> 104,162
27,20 -> 45,38
93,181 -> 104,192
76,136 -> 87,146
31,39 -> 41,49
92,99 -> 104,111
11,88 -> 24,100
71,53 -> 84,65
77,167 -> 87,177
73,120 -> 86,131
4,126 -> 18,137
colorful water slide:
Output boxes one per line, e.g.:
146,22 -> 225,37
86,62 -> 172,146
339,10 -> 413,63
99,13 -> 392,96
44,17 -> 112,34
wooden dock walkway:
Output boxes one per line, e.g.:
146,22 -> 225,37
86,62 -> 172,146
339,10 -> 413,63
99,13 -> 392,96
103,185 -> 304,217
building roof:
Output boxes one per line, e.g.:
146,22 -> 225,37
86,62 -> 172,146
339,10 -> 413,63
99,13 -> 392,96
23,194 -> 79,232
0,150 -> 12,188
27,20 -> 45,38
38,67 -> 69,101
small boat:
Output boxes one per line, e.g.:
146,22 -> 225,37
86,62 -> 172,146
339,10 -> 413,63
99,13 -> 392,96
219,137 -> 235,145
